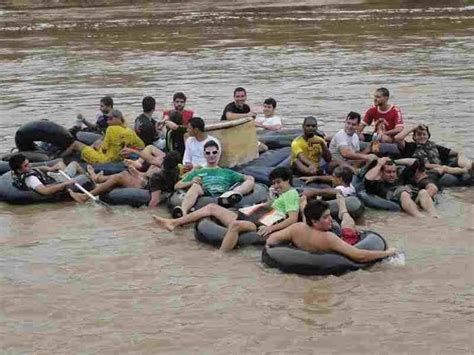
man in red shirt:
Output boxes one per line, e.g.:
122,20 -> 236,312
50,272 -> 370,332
163,92 -> 194,125
359,87 -> 404,143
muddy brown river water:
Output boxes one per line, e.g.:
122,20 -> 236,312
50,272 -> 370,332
0,1 -> 473,353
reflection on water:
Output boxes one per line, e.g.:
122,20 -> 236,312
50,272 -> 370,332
0,1 -> 473,353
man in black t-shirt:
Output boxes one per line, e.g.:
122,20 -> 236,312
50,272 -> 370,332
220,87 -> 257,121
135,96 -> 159,146
364,157 -> 438,217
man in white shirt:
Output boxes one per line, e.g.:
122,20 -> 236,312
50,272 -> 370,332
182,117 -> 220,172
329,112 -> 376,166
9,154 -> 80,195
255,97 -> 283,131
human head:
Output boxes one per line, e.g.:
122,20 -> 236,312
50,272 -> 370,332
142,96 -> 156,114
302,116 -> 317,138
162,151 -> 181,170
173,92 -> 187,111
344,111 -> 361,135
107,109 -> 125,126
233,87 -> 247,108
263,97 -> 277,118
187,116 -> 205,136
203,140 -> 220,165
100,96 -> 114,114
9,153 -> 30,174
333,166 -> 353,186
413,124 -> 431,144
168,110 -> 183,125
381,160 -> 397,183
373,87 -> 390,107
269,167 -> 292,193
304,200 -> 332,231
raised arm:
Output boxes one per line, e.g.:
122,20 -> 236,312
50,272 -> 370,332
365,157 -> 390,181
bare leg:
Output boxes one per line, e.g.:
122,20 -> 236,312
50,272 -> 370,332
232,178 -> 254,195
148,190 -> 162,208
400,191 -> 423,217
416,189 -> 439,218
336,193 -> 356,229
152,203 -> 237,231
60,141 -> 87,158
140,145 -> 166,167
181,183 -> 204,215
293,160 -> 316,176
220,220 -> 257,252
302,188 -> 337,200
425,183 -> 438,198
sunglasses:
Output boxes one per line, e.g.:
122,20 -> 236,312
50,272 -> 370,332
205,150 -> 219,156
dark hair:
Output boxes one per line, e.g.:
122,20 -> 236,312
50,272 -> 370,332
173,92 -> 187,102
304,200 -> 330,226
234,87 -> 246,96
100,96 -> 114,107
376,87 -> 390,98
413,124 -> 431,140
346,111 -> 361,124
162,151 -> 180,170
263,97 -> 277,108
303,116 -> 317,125
381,160 -> 396,171
269,167 -> 293,184
142,96 -> 156,113
189,116 -> 205,132
9,153 -> 27,172
333,166 -> 353,185
168,110 -> 183,125
203,140 -> 219,151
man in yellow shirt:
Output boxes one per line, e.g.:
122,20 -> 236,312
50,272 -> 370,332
63,110 -> 145,164
291,116 -> 331,175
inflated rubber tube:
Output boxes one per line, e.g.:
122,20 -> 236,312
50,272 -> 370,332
76,131 -> 103,146
239,166 -> 274,185
101,187 -> 150,207
0,172 -> 92,204
167,183 -> 269,211
261,230 -> 387,276
0,158 -> 64,177
357,190 -> 401,212
236,147 -> 291,171
438,172 -> 472,187
327,195 -> 365,220
2,150 -> 53,163
194,217 -> 265,247
0,161 -> 10,176
15,120 -> 74,152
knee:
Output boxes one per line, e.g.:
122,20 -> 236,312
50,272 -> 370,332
418,189 -> 430,198
228,220 -> 246,232
426,184 -> 438,196
207,203 -> 221,215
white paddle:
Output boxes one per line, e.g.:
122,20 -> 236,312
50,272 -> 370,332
59,170 -> 112,209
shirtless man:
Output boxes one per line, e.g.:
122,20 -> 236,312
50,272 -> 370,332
266,195 -> 397,262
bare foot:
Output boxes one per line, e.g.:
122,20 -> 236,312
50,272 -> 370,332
68,189 -> 89,204
152,215 -> 176,232
128,165 -> 141,177
86,165 -> 98,183
124,159 -> 141,169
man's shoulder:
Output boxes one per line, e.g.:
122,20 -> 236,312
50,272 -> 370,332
291,135 -> 305,145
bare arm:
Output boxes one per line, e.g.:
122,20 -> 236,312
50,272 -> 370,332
265,223 -> 297,246
35,180 -> 75,196
328,234 -> 397,263
357,121 -> 368,133
174,179 -> 195,190
364,158 -> 388,181
302,188 -> 338,200
394,125 -> 416,143
339,146 -> 375,162
255,121 -> 282,131
384,124 -> 404,137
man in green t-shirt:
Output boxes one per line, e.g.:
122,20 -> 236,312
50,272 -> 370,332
172,140 -> 255,217
153,167 -> 301,252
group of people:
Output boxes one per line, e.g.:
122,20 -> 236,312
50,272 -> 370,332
7,86 -> 472,263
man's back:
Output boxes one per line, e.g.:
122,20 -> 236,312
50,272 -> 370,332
289,223 -> 335,253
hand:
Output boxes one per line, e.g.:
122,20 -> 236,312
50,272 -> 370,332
183,163 -> 193,173
250,111 -> 258,118
64,179 -> 77,187
192,176 -> 202,186
120,147 -> 137,156
300,176 -> 315,184
308,165 -> 318,175
377,156 -> 390,165
367,153 -> 378,161
386,247 -> 398,256
257,225 -> 274,238
92,139 -> 102,149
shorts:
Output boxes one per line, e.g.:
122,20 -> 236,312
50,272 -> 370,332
387,185 -> 415,204
237,210 -> 263,228
148,171 -> 178,193
339,228 -> 360,245
81,146 -> 108,164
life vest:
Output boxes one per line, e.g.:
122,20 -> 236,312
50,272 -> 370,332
413,141 -> 441,165
12,168 -> 57,191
